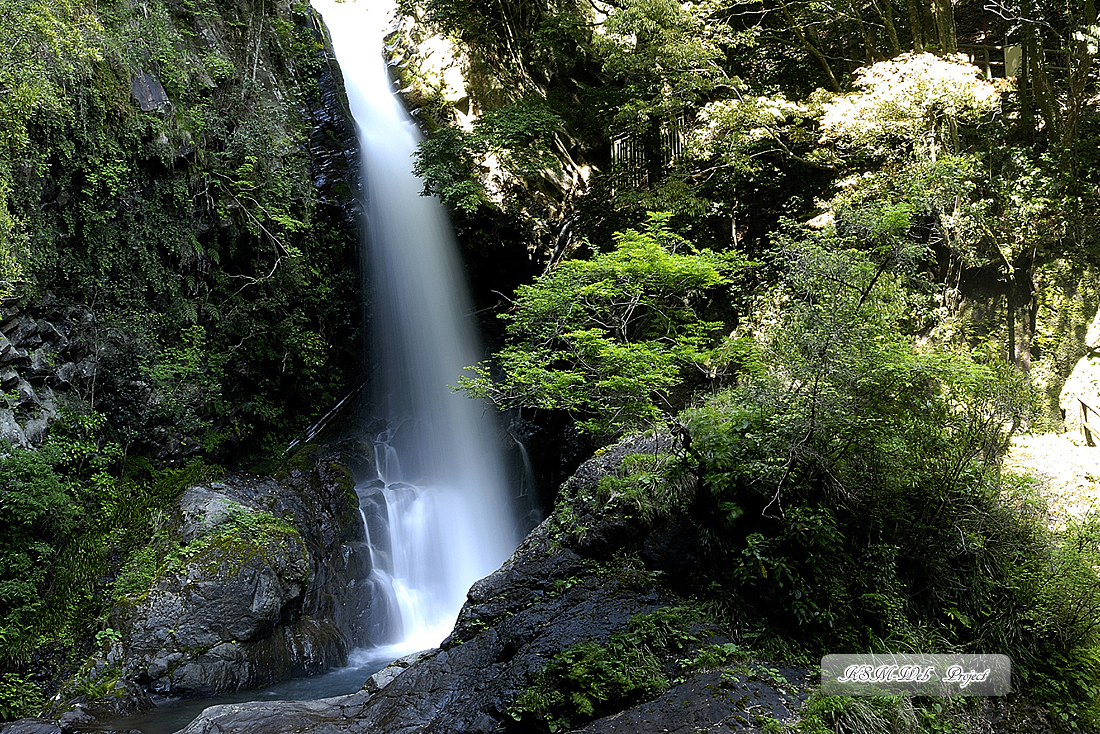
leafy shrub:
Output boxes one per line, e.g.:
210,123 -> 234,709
461,212 -> 748,437
0,672 -> 44,722
0,447 -> 78,660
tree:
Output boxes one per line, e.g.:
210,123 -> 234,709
459,212 -> 747,437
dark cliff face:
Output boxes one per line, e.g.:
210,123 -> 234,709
1,0 -> 361,467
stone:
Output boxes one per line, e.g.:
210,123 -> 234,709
118,520 -> 314,695
57,707 -> 95,733
23,394 -> 58,444
0,334 -> 15,363
0,407 -> 26,445
176,486 -> 252,544
87,452 -> 366,701
7,316 -> 41,347
360,649 -> 433,693
0,720 -> 61,734
0,367 -> 19,389
1059,355 -> 1100,435
574,668 -> 808,734
131,71 -> 169,111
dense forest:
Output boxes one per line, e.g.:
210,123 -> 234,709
1,0 -> 1100,732
398,0 -> 1100,729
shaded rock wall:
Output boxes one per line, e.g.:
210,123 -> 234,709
1,0 -> 362,465
50,446 -> 371,708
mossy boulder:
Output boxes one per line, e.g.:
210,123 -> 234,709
100,452 -> 368,699
115,497 -> 324,695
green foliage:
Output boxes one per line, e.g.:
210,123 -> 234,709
510,606 -> 698,732
460,212 -> 747,436
0,672 -> 45,722
0,0 -> 358,468
784,691 -> 960,734
414,98 -> 564,212
594,450 -> 692,523
0,446 -> 78,659
680,641 -> 749,672
595,0 -> 726,132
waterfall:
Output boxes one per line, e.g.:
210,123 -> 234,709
311,0 -> 519,654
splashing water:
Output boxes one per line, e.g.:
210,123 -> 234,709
311,0 -> 519,655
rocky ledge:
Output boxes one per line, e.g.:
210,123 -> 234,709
166,434 -> 813,734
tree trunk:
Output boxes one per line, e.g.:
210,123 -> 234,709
1063,0 -> 1098,153
905,0 -> 923,51
869,0 -> 901,56
932,0 -> 956,53
776,0 -> 841,92
848,0 -> 883,62
1025,25 -> 1061,137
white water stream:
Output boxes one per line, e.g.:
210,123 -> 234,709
311,0 -> 519,655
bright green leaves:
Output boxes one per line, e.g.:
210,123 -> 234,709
459,213 -> 747,437
414,98 -> 564,213
597,0 -> 726,132
506,213 -> 738,344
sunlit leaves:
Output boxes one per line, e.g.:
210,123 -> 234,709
460,212 -> 748,436
819,52 -> 1003,159
414,98 -> 564,212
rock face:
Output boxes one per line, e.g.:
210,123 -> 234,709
116,496 -> 321,695
170,435 -> 813,734
0,0 -> 361,466
110,457 -> 368,697
45,445 -> 372,721
1059,354 -> 1100,436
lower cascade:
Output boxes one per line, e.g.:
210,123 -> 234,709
312,0 -> 521,654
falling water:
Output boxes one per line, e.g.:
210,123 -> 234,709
311,0 -> 519,654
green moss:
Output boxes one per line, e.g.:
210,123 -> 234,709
509,606 -> 704,732
158,507 -> 304,581
276,444 -> 325,480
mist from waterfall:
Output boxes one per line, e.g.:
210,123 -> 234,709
311,0 -> 519,654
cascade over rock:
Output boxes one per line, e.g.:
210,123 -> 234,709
314,0 -> 520,653
166,435 -> 814,734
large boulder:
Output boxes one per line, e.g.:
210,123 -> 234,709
47,446 -> 371,724
115,494 -> 329,695
106,459 -> 370,697
1059,355 -> 1100,437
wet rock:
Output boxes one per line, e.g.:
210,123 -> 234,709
361,649 -> 432,693
0,720 -> 62,734
57,707 -> 95,733
174,516 -> 692,734
165,434 -> 809,734
131,71 -> 170,111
